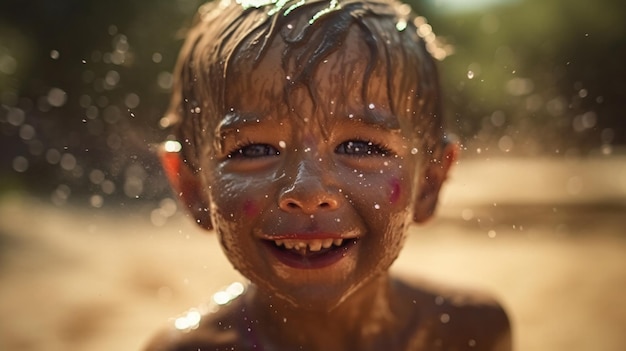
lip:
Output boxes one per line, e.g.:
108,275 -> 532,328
261,232 -> 360,269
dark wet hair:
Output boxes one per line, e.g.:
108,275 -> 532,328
166,0 -> 445,167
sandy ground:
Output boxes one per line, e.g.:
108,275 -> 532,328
1,156 -> 625,351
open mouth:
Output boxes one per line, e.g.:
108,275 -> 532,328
263,237 -> 359,269
273,238 -> 348,255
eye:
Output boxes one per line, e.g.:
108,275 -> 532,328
229,143 -> 280,159
335,140 -> 390,156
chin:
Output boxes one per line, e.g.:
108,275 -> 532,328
273,284 -> 359,311
259,269 -> 388,313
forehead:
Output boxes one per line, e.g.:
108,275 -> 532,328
222,24 -> 398,128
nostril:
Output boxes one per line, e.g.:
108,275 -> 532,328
279,194 -> 339,213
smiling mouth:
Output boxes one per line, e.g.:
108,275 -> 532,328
260,230 -> 361,268
273,238 -> 348,256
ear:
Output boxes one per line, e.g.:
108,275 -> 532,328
413,142 -> 459,224
159,145 -> 213,230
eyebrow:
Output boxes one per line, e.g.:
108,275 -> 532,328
216,108 -> 401,138
215,112 -> 269,137
340,108 -> 401,131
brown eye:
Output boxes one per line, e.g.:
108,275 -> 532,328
230,143 -> 280,158
335,140 -> 389,156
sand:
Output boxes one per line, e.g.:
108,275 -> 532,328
1,156 -> 625,351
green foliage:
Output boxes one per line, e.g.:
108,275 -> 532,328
417,0 -> 626,155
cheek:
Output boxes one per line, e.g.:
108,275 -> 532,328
388,177 -> 401,204
242,199 -> 260,218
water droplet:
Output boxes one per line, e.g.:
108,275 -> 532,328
7,108 -> 25,126
174,309 -> 202,331
152,52 -> 162,63
396,19 -> 407,31
19,124 -> 36,140
467,70 -> 475,79
89,169 -> 106,184
226,281 -> 245,296
90,195 -> 104,208
60,153 -> 77,171
490,110 -> 506,127
498,135 -> 513,152
279,140 -> 286,149
368,103 -> 375,110
101,179 -> 116,194
125,93 -> 140,109
163,140 -> 182,153
47,88 -> 67,107
108,25 -> 118,35
374,203 -> 380,210
50,50 -> 60,59
12,156 -> 29,173
213,291 -> 231,305
461,208 -> 474,221
51,184 -> 71,206
157,71 -> 173,89
410,147 -> 418,155
104,70 -> 120,88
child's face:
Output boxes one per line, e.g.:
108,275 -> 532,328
181,26 -> 441,308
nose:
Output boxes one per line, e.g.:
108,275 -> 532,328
278,159 -> 340,214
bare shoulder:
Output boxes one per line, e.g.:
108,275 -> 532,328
395,276 -> 512,351
142,297 -> 249,351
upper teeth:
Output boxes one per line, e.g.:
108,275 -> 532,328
274,238 -> 344,252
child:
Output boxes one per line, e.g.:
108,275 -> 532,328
146,0 -> 511,349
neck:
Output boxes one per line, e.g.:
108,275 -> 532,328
243,274 -> 406,351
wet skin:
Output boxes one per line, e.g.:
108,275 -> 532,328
150,25 -> 510,351
206,28 -> 420,311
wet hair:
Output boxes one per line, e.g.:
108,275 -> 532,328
165,0 -> 445,167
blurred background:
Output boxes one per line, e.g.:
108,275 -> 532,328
0,0 -> 624,200
0,0 -> 625,350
